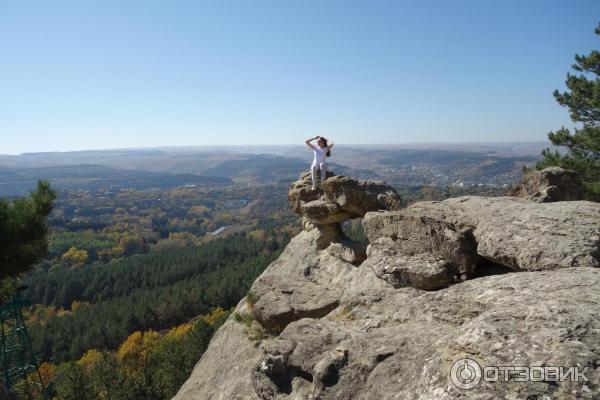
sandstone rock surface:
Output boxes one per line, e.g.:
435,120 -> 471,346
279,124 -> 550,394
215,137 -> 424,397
288,171 -> 401,225
363,196 -> 600,290
511,166 -> 584,202
251,268 -> 600,400
173,174 -> 600,400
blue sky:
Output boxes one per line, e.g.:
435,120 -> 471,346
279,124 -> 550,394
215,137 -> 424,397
1,0 -> 599,154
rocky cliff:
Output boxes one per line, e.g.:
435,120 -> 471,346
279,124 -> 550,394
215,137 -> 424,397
173,170 -> 600,400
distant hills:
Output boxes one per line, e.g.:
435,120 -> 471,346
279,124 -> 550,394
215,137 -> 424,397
0,143 -> 549,196
0,164 -> 231,196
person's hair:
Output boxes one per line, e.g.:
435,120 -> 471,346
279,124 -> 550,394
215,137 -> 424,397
318,137 -> 331,157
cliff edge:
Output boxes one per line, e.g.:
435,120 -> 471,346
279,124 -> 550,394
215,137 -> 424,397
173,170 -> 600,400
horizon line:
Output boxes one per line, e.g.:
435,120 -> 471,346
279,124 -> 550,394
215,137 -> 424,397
1,141 -> 553,157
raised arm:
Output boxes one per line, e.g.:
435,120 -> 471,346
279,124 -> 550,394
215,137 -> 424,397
305,136 -> 319,149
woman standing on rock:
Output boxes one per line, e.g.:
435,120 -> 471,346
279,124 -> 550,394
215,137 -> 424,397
305,135 -> 334,190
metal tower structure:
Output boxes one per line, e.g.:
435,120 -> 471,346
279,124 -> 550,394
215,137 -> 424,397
0,286 -> 45,400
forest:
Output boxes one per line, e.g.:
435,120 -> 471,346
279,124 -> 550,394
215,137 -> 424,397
26,234 -> 287,364
34,308 -> 230,400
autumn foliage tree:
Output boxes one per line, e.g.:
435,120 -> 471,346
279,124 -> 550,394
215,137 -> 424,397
538,23 -> 600,201
42,308 -> 228,400
61,246 -> 89,267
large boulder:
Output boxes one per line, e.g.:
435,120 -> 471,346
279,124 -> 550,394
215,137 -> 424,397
362,196 -> 600,289
511,167 -> 584,202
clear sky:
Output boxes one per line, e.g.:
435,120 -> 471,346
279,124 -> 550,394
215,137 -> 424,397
1,0 -> 599,155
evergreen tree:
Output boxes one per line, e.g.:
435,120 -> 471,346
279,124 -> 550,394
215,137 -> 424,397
56,363 -> 95,400
91,353 -> 123,400
0,181 -> 56,281
537,23 -> 600,201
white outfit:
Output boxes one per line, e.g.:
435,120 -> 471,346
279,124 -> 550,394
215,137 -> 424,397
310,146 -> 328,189
312,146 -> 328,166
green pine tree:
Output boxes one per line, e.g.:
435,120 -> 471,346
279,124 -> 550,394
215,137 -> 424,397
56,363 -> 96,400
537,23 -> 600,201
0,181 -> 56,282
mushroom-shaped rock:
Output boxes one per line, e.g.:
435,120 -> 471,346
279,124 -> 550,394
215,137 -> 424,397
288,171 -> 401,225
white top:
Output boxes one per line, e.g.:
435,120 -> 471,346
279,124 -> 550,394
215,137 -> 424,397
312,146 -> 328,166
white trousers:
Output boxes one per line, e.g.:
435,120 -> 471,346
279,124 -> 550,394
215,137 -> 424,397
311,163 -> 327,188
